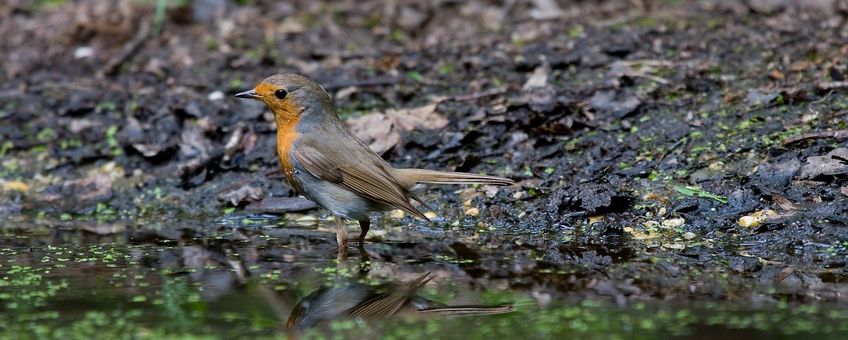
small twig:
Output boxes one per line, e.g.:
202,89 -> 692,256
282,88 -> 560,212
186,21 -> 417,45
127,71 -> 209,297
782,129 -> 848,145
811,90 -> 834,104
99,20 -> 151,77
817,81 -> 848,91
827,110 -> 848,119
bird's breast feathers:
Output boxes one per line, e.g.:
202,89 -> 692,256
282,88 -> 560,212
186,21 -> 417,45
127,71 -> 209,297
275,123 -> 301,192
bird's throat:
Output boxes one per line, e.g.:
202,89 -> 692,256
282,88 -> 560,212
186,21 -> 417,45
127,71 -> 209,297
274,112 -> 301,192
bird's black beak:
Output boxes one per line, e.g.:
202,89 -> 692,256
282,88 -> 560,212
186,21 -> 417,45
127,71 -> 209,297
234,89 -> 260,99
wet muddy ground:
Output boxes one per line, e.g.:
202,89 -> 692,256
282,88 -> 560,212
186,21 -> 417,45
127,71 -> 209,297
1,0 -> 848,338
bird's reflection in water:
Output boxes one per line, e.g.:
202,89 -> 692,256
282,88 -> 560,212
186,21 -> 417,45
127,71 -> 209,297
154,233 -> 512,334
286,272 -> 514,331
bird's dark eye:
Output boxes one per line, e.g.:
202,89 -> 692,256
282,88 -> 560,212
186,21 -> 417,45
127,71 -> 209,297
274,89 -> 288,100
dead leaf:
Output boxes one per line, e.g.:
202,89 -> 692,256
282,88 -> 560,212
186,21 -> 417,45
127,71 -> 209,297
217,184 -> 264,206
587,90 -> 641,117
348,113 -> 400,155
798,148 -> 848,178
746,89 -> 778,106
609,60 -> 672,84
348,103 -> 448,154
523,65 -> 549,90
775,266 -> 795,283
660,217 -> 685,229
386,103 -> 447,131
529,0 -> 564,20
772,194 -> 799,211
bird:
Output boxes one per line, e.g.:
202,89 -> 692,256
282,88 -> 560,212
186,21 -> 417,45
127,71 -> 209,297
285,272 -> 514,330
235,74 -> 514,253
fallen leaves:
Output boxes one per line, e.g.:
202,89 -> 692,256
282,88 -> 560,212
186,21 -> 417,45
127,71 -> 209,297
772,194 -> 800,211
587,91 -> 641,117
746,89 -> 779,106
798,147 -> 848,179
609,60 -> 673,85
347,102 -> 448,154
660,217 -> 685,229
347,113 -> 399,155
217,184 -> 264,206
522,65 -> 549,90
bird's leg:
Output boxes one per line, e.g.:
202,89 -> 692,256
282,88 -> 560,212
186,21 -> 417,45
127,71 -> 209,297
358,219 -> 370,245
335,216 -> 348,252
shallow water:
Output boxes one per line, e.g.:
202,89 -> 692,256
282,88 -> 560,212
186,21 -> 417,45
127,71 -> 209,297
1,217 -> 847,339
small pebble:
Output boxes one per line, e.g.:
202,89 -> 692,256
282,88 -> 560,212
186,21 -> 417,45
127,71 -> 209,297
738,215 -> 758,227
368,229 -> 387,238
739,215 -> 760,228
74,46 -> 94,59
663,242 -> 685,250
208,90 -> 225,101
424,211 -> 438,220
738,209 -> 778,228
389,210 -> 405,219
661,217 -> 685,229
465,207 -> 480,217
643,220 -> 660,229
683,232 -> 697,240
484,185 -> 499,198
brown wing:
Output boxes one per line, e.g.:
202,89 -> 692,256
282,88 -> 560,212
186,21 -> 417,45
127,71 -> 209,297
293,140 -> 427,220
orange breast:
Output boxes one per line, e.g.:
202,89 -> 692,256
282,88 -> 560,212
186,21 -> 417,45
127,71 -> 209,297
277,118 -> 301,191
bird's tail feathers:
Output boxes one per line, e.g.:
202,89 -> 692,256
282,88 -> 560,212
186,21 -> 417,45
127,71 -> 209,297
395,168 -> 514,187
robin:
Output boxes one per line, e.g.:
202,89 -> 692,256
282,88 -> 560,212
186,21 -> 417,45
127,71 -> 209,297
286,272 -> 513,330
235,74 -> 513,252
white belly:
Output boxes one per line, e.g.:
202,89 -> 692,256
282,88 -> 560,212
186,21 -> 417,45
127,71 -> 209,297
294,171 -> 381,221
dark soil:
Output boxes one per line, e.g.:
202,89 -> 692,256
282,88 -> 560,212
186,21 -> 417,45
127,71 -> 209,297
1,0 -> 847,338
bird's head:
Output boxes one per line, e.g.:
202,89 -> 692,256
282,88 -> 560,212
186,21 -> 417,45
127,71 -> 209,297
235,73 -> 334,123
